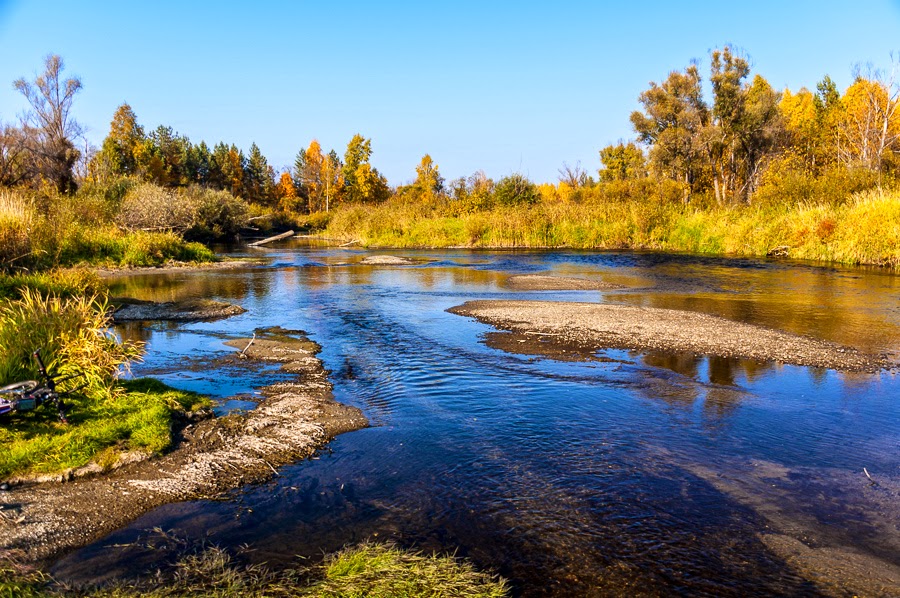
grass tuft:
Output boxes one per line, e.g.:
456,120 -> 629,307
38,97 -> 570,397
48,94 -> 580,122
306,542 -> 510,598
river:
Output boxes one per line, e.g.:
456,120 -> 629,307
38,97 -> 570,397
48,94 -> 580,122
53,246 -> 900,596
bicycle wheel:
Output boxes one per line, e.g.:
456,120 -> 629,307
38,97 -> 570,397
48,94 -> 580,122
0,380 -> 38,396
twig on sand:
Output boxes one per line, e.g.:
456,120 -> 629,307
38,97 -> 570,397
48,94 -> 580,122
239,333 -> 256,359
864,467 -> 878,486
264,460 -> 279,476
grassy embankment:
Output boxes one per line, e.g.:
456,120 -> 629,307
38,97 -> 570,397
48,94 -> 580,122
325,184 -> 900,269
0,185 -> 218,480
1,542 -> 510,597
0,278 -> 209,480
0,187 -> 215,272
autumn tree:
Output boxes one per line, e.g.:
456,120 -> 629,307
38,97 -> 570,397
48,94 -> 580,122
630,63 -> 708,197
838,63 -> 900,177
598,142 -> 646,181
293,148 -> 308,198
780,87 -> 820,169
705,46 -> 751,203
275,171 -> 301,212
413,154 -> 444,198
211,144 -> 246,198
736,74 -> 785,197
321,150 -> 344,211
342,134 -> 389,203
297,140 -> 325,212
558,162 -> 591,187
12,54 -> 83,193
493,173 -> 540,206
0,124 -> 28,187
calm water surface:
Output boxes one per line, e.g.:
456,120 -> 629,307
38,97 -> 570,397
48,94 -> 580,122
54,247 -> 900,596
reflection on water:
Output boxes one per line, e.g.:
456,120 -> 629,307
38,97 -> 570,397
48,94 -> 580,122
57,249 -> 900,596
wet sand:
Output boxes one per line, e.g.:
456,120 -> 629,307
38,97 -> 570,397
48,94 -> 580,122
0,333 -> 367,564
449,299 -> 893,372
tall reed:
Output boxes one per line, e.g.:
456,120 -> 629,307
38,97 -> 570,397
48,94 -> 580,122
324,188 -> 900,268
0,289 -> 142,390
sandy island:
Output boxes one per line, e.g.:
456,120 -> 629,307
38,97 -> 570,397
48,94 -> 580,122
449,299 -> 893,372
504,274 -> 623,291
0,332 -> 367,564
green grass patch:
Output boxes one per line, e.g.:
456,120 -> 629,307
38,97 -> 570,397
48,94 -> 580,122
2,542 -> 509,597
0,269 -> 106,301
57,227 -> 215,268
0,378 -> 209,479
307,542 -> 509,597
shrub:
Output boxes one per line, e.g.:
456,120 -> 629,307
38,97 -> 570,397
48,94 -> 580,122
182,185 -> 249,241
117,183 -> 194,232
493,174 -> 540,207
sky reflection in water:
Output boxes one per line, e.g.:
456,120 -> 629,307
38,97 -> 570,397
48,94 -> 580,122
61,249 -> 900,596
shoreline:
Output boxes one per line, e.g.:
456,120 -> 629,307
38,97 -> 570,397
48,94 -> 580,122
449,299 -> 894,373
0,333 -> 367,565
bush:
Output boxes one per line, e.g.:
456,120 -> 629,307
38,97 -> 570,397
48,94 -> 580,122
121,231 -> 215,267
493,174 -> 540,207
117,183 -> 194,232
754,159 -> 880,207
182,185 -> 249,241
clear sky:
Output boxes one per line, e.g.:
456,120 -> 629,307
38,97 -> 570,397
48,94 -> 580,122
1,1 -> 899,185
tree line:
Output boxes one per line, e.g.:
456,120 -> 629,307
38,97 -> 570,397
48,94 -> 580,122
603,46 -> 900,204
2,49 -> 899,215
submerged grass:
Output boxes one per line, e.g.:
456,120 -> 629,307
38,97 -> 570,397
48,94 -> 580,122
325,188 -> 900,268
0,378 -> 209,480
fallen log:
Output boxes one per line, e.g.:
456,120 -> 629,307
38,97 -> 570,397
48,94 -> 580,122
248,230 -> 295,247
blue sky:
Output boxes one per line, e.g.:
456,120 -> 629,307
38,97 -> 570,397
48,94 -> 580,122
1,1 -> 899,185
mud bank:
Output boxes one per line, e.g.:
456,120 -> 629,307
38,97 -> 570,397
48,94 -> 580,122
0,333 -> 367,564
449,300 -> 893,372
113,298 -> 246,322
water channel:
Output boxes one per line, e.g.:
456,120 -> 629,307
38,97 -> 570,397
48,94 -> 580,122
53,246 -> 900,596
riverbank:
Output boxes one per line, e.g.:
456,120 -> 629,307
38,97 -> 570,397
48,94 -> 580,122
0,331 -> 367,564
449,299 -> 894,373
324,188 -> 900,270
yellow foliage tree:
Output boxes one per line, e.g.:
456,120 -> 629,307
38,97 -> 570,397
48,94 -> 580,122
276,171 -> 301,212
839,78 -> 900,172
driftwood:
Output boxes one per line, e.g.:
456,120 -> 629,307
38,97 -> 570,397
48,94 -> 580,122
248,230 -> 295,247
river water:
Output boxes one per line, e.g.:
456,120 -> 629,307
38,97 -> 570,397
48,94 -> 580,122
54,246 -> 900,596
